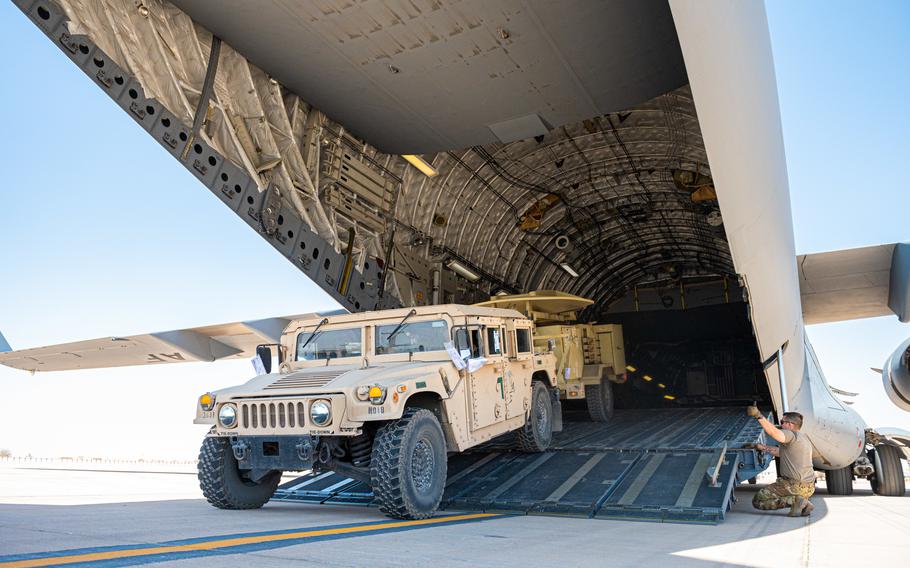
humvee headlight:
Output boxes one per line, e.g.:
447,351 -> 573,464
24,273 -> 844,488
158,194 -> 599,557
199,393 -> 215,411
368,385 -> 386,405
218,404 -> 237,428
310,400 -> 332,426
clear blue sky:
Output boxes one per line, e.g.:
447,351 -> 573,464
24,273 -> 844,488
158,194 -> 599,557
0,1 -> 908,459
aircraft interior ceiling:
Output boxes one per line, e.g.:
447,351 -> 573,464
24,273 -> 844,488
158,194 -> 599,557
33,0 -> 765,406
394,86 -> 733,313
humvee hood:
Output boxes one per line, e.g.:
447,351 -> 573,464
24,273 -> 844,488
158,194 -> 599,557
216,360 -> 450,397
325,360 -> 451,388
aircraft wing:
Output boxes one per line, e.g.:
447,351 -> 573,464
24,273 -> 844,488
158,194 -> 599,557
0,315 -> 315,372
798,242 -> 909,325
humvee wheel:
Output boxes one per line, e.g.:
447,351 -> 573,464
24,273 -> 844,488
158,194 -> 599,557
516,381 -> 554,452
197,436 -> 280,509
585,376 -> 615,423
371,407 -> 447,519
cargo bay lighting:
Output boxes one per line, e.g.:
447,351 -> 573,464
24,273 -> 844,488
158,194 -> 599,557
560,263 -> 579,278
445,259 -> 481,282
402,154 -> 438,177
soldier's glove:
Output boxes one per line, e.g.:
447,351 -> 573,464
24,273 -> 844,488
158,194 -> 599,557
746,405 -> 762,419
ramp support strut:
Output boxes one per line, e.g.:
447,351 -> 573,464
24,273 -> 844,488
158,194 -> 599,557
182,35 -> 222,160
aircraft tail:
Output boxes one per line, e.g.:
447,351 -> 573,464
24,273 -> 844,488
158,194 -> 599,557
0,331 -> 10,353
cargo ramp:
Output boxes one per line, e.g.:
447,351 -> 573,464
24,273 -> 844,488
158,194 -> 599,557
273,407 -> 770,524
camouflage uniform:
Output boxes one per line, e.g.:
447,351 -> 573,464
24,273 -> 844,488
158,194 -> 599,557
752,478 -> 815,510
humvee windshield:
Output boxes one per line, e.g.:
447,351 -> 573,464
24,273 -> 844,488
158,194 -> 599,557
375,320 -> 449,354
296,328 -> 362,360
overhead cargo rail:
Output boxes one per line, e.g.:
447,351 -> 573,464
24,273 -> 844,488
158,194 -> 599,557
274,407 -> 769,524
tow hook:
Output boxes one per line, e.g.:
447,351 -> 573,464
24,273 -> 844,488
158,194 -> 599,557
231,439 -> 250,461
316,444 -> 332,464
296,438 -> 314,462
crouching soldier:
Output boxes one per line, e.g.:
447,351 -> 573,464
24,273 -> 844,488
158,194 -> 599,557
746,406 -> 816,517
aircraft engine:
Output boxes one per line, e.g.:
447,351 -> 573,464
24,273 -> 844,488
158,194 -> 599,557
882,338 -> 910,412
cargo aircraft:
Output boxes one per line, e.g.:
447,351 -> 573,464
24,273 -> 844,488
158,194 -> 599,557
2,0 -> 908,511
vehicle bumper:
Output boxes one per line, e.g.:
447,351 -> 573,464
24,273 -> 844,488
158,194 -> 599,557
229,435 -> 316,472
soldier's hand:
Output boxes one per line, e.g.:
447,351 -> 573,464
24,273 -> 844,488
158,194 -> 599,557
746,405 -> 761,418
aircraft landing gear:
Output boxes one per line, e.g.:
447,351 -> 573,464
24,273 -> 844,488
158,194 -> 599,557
869,445 -> 906,496
824,466 -> 853,495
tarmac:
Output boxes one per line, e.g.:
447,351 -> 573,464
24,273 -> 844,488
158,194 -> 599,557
1,462 -> 908,567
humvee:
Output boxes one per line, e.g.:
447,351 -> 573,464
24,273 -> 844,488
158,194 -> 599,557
194,304 -> 560,519
476,291 -> 627,422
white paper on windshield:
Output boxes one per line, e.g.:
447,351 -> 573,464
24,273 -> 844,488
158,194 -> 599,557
251,355 -> 267,375
444,341 -> 466,370
564,367 -> 571,380
467,357 -> 487,373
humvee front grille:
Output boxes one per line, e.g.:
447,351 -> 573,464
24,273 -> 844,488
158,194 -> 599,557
240,401 -> 307,430
264,369 -> 348,390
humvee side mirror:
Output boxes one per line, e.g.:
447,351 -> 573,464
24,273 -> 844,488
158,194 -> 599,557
256,345 -> 273,374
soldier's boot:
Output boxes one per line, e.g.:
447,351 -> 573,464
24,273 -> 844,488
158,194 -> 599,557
788,496 -> 809,517
801,500 -> 814,517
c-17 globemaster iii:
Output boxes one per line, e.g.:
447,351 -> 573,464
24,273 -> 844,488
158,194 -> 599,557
3,0 -> 910,524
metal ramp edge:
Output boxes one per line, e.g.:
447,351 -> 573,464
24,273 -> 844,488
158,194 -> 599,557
271,408 -> 763,523
275,472 -> 373,506
273,448 -> 743,524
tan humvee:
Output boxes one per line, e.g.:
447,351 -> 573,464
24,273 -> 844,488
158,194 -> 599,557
476,291 -> 627,422
194,304 -> 559,519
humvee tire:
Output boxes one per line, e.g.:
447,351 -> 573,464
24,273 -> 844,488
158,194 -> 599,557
516,381 -> 554,452
825,466 -> 853,495
870,445 -> 906,496
198,436 -> 280,509
585,376 -> 615,423
371,407 -> 448,519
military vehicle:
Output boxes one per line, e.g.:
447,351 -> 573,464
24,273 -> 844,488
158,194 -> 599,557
193,304 -> 560,519
476,291 -> 627,422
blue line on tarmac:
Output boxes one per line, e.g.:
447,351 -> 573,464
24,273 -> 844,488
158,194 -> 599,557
0,512 -> 505,567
